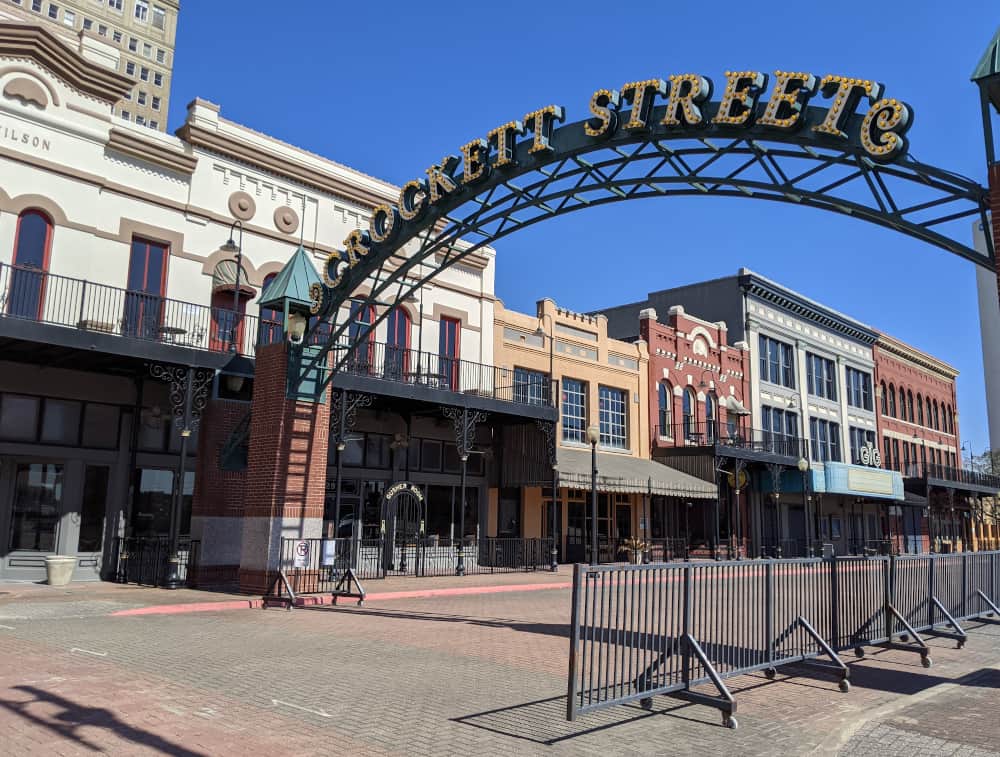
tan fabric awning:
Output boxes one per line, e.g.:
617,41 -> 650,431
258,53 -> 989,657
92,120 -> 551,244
556,447 -> 716,499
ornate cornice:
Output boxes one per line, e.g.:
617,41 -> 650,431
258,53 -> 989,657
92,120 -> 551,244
876,334 -> 959,379
740,273 -> 878,345
107,127 -> 197,176
0,22 -> 133,103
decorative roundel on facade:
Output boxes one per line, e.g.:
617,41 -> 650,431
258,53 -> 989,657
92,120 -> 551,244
274,206 -> 300,235
228,191 -> 256,221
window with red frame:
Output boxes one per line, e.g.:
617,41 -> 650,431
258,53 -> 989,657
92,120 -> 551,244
9,209 -> 53,319
123,237 -> 168,339
256,273 -> 282,346
210,289 -> 247,353
439,317 -> 460,390
385,308 -> 411,378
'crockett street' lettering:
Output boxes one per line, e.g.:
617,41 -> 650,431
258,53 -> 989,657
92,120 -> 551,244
318,69 -> 913,300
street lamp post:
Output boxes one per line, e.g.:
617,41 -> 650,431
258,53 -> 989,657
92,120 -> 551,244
587,425 -> 600,565
798,457 -> 811,557
534,314 -> 559,571
220,221 -> 245,353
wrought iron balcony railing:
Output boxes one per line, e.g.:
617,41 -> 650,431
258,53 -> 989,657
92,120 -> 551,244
0,262 -> 261,357
325,337 -> 557,408
0,263 -> 556,410
652,421 -> 807,459
896,460 -> 1000,490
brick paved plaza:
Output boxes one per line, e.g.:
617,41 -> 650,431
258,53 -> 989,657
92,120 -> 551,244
1,579 -> 999,756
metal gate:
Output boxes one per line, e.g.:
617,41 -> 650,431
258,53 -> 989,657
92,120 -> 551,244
381,482 -> 427,576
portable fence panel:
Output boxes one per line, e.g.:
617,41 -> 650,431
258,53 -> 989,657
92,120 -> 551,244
689,562 -> 767,680
930,554 -> 965,622
963,552 -> 997,618
569,563 -> 686,718
833,557 -> 888,650
893,555 -> 933,633
771,559 -> 831,664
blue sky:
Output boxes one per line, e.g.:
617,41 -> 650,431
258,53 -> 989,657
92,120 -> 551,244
168,1 -> 997,454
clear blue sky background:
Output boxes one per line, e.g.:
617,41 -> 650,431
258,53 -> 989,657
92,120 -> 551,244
168,1 -> 997,455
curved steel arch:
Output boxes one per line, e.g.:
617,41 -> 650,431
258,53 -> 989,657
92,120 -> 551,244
304,107 -> 992,387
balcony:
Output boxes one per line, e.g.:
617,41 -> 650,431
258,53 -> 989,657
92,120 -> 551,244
0,262 -> 262,358
0,263 -> 556,416
652,421 -> 807,461
899,461 -> 1000,494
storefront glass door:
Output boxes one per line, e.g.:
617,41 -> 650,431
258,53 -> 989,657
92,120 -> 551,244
9,463 -> 63,552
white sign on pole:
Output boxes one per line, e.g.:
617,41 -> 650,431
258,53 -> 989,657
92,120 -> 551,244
293,540 -> 310,568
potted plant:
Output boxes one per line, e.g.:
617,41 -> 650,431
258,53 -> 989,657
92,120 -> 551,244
619,537 -> 649,565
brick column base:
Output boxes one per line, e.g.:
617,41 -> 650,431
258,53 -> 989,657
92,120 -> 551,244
237,342 -> 330,595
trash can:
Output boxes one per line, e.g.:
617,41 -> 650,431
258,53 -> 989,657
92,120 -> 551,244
44,555 -> 77,586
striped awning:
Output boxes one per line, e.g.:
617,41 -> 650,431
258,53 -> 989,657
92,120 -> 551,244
556,447 -> 716,499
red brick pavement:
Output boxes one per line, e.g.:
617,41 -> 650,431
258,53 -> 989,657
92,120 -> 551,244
0,584 -> 998,755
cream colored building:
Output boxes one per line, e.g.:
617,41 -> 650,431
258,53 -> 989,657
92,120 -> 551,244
492,299 -> 714,563
0,20 -> 501,582
0,0 -> 178,130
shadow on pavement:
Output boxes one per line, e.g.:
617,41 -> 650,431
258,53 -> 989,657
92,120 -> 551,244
0,685 -> 206,756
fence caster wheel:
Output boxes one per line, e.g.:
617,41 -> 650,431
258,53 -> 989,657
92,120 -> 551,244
640,697 -> 653,711
839,679 -> 851,693
921,655 -> 932,669
956,639 -> 966,649
899,633 -> 909,642
764,667 -> 777,680
723,715 -> 738,730
854,647 -> 865,659
357,599 -> 365,607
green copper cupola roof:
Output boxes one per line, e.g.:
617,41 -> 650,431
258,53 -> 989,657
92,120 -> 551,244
972,26 -> 1000,81
259,245 -> 321,311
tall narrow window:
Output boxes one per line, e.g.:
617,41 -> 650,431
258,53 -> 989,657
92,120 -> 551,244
123,237 -> 167,339
898,387 -> 906,421
257,273 -> 281,346
916,394 -> 924,426
888,383 -> 896,417
346,300 -> 375,373
439,316 -> 460,390
209,290 -> 246,353
906,390 -> 914,422
561,378 -> 587,443
880,381 -> 888,415
657,382 -> 672,436
385,308 -> 411,379
598,386 -> 627,449
9,210 -> 53,319
683,388 -> 697,440
947,406 -> 954,435
933,401 -> 940,431
705,393 -> 717,442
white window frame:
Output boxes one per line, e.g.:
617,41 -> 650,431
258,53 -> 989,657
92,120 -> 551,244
134,0 -> 148,22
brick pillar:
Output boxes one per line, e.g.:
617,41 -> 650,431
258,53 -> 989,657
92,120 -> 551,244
238,342 -> 330,594
189,398 -> 249,589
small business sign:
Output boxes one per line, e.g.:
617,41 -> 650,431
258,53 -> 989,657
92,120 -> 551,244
858,442 -> 883,469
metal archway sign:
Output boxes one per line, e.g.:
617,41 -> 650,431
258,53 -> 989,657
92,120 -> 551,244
301,70 -> 993,387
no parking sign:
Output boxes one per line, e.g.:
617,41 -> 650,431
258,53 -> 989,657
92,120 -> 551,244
293,540 -> 310,568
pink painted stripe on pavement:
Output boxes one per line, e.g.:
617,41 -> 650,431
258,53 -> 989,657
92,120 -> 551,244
111,598 -> 265,616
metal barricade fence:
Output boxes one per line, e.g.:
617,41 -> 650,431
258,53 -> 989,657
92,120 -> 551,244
568,551 -> 1000,730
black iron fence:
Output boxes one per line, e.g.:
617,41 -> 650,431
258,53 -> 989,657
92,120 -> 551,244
0,262 -> 261,357
330,339 -> 557,408
652,422 -> 806,458
567,551 -> 1000,729
269,536 -> 555,600
111,537 -> 200,587
898,460 -> 1000,490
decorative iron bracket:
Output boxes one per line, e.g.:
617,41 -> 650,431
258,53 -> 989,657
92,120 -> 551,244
442,406 -> 488,457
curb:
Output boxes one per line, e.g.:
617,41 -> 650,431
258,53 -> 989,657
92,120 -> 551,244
110,598 -> 265,616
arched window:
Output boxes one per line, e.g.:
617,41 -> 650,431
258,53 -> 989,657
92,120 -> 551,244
347,299 -> 376,372
705,393 -> 717,442
906,390 -> 914,423
683,387 -> 696,441
933,401 -> 940,431
947,406 -> 954,435
916,394 -> 924,426
384,307 -> 411,379
888,384 -> 896,417
898,387 -> 906,421
9,209 -> 53,319
256,273 -> 281,346
926,398 -> 932,428
880,381 -> 888,415
657,382 -> 672,435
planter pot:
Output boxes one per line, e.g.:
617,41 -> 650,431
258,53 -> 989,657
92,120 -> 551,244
44,555 -> 77,586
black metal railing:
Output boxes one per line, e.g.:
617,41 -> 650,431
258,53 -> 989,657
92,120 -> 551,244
567,550 -> 1000,728
270,536 -> 555,597
0,262 -> 260,357
652,422 -> 806,458
897,460 -> 1000,490
111,536 -> 200,587
330,339 -> 557,408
